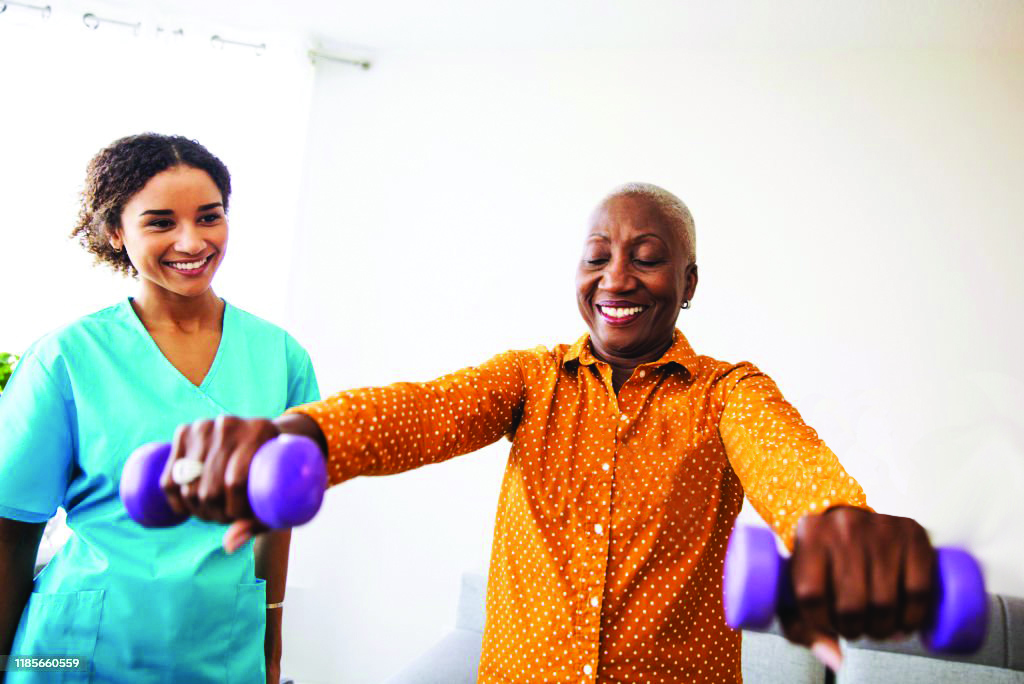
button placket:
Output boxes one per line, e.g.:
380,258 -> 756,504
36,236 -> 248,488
574,446 -> 611,652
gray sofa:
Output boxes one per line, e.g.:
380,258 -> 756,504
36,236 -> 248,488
387,572 -> 1024,684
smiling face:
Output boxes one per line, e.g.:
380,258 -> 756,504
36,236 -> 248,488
109,165 -> 227,301
575,193 -> 698,368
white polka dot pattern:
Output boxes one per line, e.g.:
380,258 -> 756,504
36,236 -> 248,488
288,330 -> 868,683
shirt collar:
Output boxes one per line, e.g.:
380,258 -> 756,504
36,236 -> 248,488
564,329 -> 699,378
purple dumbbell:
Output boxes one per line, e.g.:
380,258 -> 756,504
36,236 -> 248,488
723,525 -> 987,654
119,434 -> 328,529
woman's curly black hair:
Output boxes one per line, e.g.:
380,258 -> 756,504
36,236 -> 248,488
71,133 -> 231,276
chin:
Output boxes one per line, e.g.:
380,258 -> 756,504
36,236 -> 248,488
598,331 -> 645,354
165,282 -> 213,298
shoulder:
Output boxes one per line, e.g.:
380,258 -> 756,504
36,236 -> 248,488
503,342 -> 569,372
6,301 -> 130,398
225,302 -> 312,362
464,344 -> 561,386
688,352 -> 766,392
493,339 -> 594,384
227,303 -> 304,346
20,301 -> 133,367
226,302 -> 290,339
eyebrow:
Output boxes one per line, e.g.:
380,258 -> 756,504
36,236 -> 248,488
139,202 -> 223,217
633,232 -> 669,245
588,232 -> 668,245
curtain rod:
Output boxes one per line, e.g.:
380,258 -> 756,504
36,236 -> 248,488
309,49 -> 371,70
212,34 -> 266,55
2,3 -> 371,69
1,1 -> 51,19
83,12 -> 140,35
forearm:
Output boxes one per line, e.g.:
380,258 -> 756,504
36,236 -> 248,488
0,520 -> 44,667
254,530 -> 290,671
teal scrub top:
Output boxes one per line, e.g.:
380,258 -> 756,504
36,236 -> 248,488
0,299 -> 320,683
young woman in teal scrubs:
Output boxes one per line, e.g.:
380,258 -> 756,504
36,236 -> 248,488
0,133 -> 319,683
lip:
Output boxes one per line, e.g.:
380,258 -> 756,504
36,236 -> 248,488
163,253 -> 216,278
596,301 -> 648,326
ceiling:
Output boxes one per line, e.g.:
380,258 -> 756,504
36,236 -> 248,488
30,0 -> 1024,53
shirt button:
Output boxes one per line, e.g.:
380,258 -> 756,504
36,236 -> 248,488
590,597 -> 599,607
601,463 -> 610,472
594,523 -> 603,534
583,665 -> 593,675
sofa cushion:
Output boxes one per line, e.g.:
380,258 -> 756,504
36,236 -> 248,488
741,630 -> 825,684
385,628 -> 483,684
456,572 -> 488,633
843,593 -> 1024,672
389,572 -> 1024,684
1005,595 -> 1024,672
837,648 -> 1024,684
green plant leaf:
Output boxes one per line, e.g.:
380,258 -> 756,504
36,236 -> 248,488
0,352 -> 20,393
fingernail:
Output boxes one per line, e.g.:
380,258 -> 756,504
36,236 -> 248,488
812,642 -> 843,672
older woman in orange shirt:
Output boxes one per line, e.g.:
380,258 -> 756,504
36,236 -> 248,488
163,183 -> 935,683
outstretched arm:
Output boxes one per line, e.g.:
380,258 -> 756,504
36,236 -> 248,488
162,350 -> 530,549
718,366 -> 934,667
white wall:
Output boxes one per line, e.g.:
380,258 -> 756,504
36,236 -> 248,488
0,7 -> 314,352
282,46 -> 1024,682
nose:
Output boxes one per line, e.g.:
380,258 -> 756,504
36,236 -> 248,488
174,221 -> 205,255
599,255 -> 633,292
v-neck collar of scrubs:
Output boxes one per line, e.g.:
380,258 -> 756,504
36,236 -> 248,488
120,297 -> 233,393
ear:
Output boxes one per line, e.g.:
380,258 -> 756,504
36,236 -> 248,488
108,228 -> 124,252
682,263 -> 699,306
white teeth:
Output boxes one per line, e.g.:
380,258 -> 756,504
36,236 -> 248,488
167,256 -> 209,271
600,305 -> 644,318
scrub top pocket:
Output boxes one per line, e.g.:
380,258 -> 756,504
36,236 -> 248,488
9,589 -> 104,683
225,580 -> 266,684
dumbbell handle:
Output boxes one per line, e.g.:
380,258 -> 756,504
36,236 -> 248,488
119,434 -> 328,529
723,525 -> 987,654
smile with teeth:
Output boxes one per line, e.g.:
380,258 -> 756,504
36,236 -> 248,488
164,254 -> 213,272
598,305 -> 646,319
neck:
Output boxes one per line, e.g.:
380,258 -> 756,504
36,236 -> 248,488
590,335 -> 675,376
132,285 -> 223,334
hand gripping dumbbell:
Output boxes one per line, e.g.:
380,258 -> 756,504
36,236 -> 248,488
723,525 -> 987,654
119,434 -> 328,529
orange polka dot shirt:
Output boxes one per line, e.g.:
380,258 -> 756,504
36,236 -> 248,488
288,330 -> 868,683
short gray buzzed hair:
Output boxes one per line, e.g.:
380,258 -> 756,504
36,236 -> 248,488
605,182 -> 696,265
